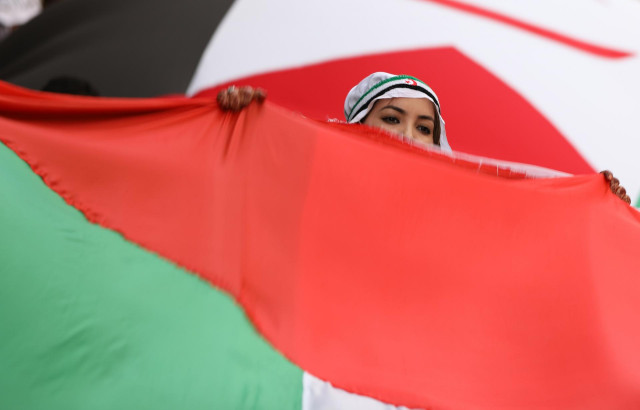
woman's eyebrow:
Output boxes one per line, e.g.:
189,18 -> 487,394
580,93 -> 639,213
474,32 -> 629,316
380,105 -> 405,115
380,105 -> 434,121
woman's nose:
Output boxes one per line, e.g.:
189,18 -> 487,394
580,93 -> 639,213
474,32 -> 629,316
402,124 -> 415,140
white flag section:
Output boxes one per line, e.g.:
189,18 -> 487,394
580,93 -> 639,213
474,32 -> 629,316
0,0 -> 41,26
303,373 -> 413,410
189,0 -> 640,203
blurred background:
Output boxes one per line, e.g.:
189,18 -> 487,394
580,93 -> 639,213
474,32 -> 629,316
1,0 -> 639,204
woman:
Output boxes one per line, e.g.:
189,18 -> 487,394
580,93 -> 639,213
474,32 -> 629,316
343,72 -> 450,151
217,74 -> 630,204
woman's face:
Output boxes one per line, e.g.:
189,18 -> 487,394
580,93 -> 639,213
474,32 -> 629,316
362,97 -> 436,145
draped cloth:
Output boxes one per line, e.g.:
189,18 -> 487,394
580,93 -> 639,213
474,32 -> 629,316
2,80 -> 640,409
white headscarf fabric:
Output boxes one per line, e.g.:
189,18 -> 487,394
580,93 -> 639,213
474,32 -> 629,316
344,72 -> 450,151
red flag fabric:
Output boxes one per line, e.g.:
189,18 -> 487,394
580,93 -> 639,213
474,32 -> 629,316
2,81 -> 640,408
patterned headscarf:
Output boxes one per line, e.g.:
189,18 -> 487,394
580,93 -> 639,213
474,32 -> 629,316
344,72 -> 450,151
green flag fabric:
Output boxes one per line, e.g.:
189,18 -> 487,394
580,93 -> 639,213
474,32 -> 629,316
0,141 -> 303,410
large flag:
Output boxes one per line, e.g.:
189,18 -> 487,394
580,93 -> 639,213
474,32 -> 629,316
2,80 -> 640,409
1,0 -> 640,203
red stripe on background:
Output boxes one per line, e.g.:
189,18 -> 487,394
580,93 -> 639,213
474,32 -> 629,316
422,0 -> 632,58
197,47 -> 595,175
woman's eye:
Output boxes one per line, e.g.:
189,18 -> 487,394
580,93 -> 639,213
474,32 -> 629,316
417,125 -> 432,135
381,116 -> 399,124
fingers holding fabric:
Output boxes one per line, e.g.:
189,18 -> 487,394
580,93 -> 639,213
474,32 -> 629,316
217,86 -> 267,111
600,170 -> 631,204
